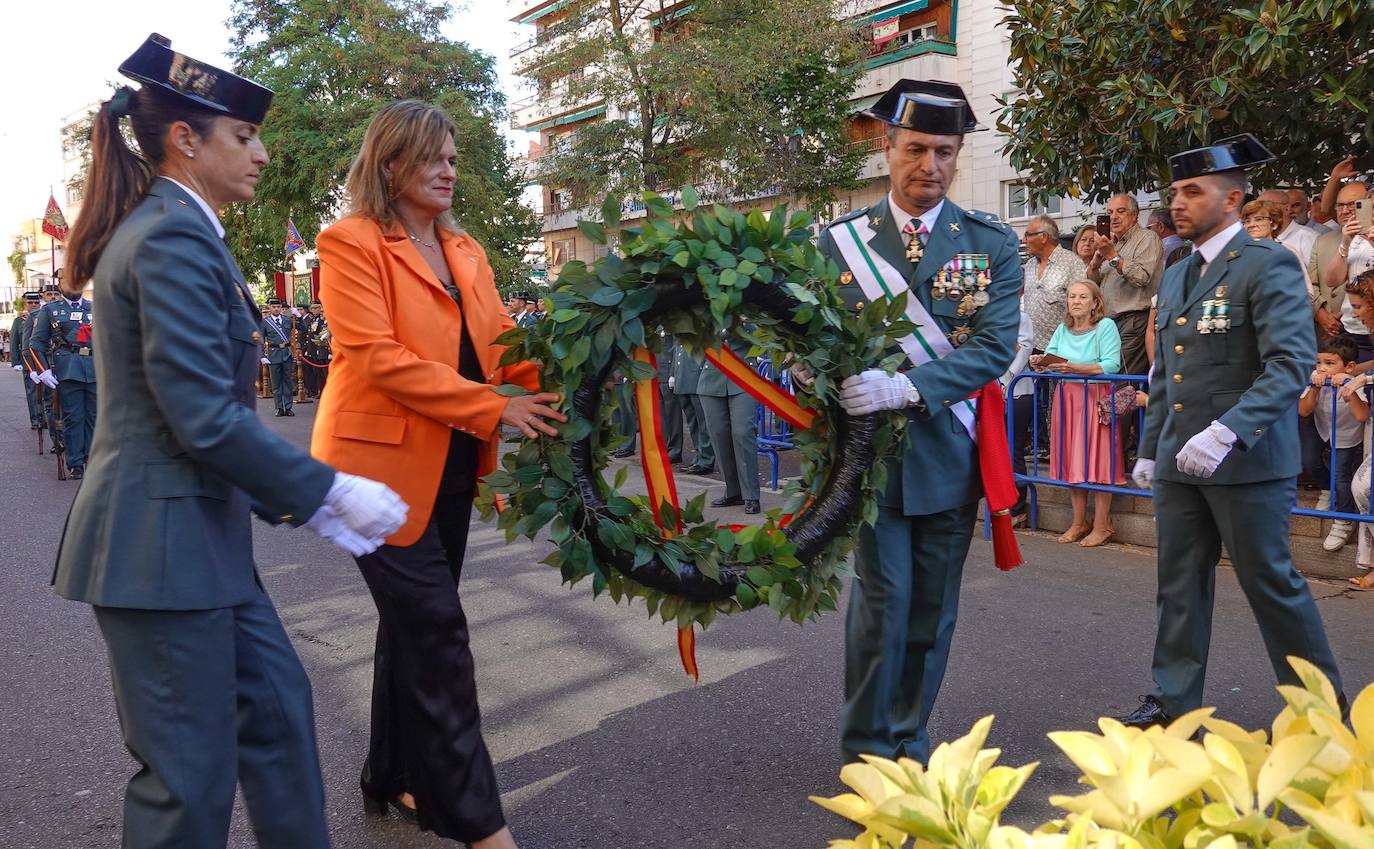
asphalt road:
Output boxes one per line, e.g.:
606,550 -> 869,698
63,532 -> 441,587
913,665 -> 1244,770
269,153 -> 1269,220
3,384 -> 1373,848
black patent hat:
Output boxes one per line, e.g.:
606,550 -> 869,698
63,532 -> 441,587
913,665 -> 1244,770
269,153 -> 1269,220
23,291 -> 40,301
511,291 -> 531,300
266,297 -> 285,306
42,283 -> 61,294
863,79 -> 981,135
1168,134 -> 1276,181
118,33 -> 273,125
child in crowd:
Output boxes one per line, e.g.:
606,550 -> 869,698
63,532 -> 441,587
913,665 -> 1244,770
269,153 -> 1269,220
1298,336 -> 1367,552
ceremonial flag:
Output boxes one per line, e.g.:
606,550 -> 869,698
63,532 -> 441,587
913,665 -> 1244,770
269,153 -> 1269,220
42,195 -> 68,241
284,216 -> 306,257
873,17 -> 900,45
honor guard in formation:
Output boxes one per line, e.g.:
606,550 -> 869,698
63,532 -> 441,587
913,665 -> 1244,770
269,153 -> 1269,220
1125,134 -> 1345,725
509,290 -> 542,329
28,277 -> 97,478
815,79 -> 1021,764
299,299 -> 331,398
11,291 -> 42,429
261,296 -> 297,415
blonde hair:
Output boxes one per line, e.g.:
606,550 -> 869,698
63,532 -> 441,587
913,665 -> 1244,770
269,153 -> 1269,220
1063,278 -> 1107,329
1072,225 -> 1097,256
345,100 -> 458,231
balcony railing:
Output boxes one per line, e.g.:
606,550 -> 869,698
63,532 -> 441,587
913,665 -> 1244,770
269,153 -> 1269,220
847,137 -> 885,155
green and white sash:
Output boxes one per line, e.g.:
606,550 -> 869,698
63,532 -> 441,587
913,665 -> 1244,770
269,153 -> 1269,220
830,219 -> 977,441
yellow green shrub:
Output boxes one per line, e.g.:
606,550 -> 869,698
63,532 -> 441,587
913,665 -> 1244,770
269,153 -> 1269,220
813,658 -> 1374,849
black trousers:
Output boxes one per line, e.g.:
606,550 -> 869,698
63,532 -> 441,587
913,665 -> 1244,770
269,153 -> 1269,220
302,362 -> 328,397
353,480 -> 506,843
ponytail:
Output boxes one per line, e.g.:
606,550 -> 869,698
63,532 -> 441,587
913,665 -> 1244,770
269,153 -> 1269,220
63,86 -> 217,295
63,90 -> 153,294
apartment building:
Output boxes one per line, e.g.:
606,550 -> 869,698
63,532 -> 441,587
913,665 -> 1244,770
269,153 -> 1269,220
508,0 -> 1094,277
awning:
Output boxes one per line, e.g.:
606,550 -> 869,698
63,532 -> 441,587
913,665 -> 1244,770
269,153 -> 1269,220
649,3 -> 695,26
528,104 -> 607,132
848,94 -> 882,114
517,0 -> 572,25
859,0 -> 929,26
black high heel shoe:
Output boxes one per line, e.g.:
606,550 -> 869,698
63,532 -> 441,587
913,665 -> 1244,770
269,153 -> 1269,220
362,790 -> 418,822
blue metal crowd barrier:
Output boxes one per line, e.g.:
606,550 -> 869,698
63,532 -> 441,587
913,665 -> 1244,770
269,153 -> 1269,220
1003,371 -> 1374,532
753,358 -> 797,490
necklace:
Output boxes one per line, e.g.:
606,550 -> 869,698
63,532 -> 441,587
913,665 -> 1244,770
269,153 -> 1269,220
408,232 -> 438,250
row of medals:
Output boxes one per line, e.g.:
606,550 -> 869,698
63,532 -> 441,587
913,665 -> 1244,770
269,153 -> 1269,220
1197,288 -> 1232,334
908,238 -> 991,318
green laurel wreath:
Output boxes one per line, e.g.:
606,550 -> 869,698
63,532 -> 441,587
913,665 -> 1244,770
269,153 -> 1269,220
475,188 -> 917,629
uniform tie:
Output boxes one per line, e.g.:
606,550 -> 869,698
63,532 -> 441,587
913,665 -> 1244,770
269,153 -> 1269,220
1182,249 -> 1204,299
903,219 -> 929,263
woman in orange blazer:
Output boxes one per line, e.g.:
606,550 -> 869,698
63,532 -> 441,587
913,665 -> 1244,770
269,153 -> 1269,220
313,100 -> 563,849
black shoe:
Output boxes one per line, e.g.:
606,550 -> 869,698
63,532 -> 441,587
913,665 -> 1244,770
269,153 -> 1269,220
274,410 -> 284,417
1118,695 -> 1172,729
30,423 -> 40,430
68,465 -> 83,479
610,447 -> 635,459
711,495 -> 744,508
362,790 -> 418,823
678,463 -> 714,475
743,500 -> 760,514
284,409 -> 295,417
49,444 -> 61,454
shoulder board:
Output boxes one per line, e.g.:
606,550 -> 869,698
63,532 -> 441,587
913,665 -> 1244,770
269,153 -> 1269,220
824,204 -> 873,231
1243,238 -> 1275,251
963,209 -> 1010,231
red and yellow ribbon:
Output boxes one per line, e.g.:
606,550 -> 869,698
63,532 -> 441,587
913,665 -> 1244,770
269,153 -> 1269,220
632,347 -> 683,537
702,347 -> 816,430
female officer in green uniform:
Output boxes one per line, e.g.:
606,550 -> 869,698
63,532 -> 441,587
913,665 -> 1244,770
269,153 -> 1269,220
54,34 -> 409,848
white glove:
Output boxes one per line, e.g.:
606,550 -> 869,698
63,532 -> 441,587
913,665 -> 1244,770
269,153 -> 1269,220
789,361 -> 815,387
322,472 -> 409,540
38,369 -> 58,389
1174,421 -> 1237,479
668,376 -> 676,390
305,503 -> 384,557
260,357 -> 270,365
1131,459 -> 1156,489
838,369 -> 918,416
28,371 -> 40,384
12,364 -> 22,372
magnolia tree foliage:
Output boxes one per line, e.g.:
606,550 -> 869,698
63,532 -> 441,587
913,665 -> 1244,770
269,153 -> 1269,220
530,0 -> 868,211
226,0 -> 537,290
1000,0 -> 1374,203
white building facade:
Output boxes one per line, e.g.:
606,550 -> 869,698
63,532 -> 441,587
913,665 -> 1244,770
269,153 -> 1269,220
508,0 -> 1121,275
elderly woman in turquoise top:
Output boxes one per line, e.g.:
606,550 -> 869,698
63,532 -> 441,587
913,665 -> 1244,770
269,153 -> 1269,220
1031,279 -> 1124,547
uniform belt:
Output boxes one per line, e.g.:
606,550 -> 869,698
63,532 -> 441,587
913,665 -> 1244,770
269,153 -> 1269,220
268,343 -> 290,349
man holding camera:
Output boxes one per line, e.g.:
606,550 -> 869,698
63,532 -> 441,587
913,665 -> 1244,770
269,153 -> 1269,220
1087,194 -> 1165,380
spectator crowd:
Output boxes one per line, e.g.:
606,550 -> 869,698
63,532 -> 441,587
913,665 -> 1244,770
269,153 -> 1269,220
1009,155 -> 1374,579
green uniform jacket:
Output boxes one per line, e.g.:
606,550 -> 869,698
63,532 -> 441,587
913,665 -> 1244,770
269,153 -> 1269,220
10,312 -> 28,368
261,313 -> 296,363
29,297 -> 97,382
53,178 -> 335,610
818,199 -> 1021,516
1141,229 -> 1312,485
695,335 -> 753,397
671,346 -> 706,395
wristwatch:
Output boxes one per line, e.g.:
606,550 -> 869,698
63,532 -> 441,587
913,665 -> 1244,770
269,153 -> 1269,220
1107,256 -> 1122,269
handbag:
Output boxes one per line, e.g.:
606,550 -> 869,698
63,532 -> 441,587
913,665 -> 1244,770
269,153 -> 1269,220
1097,384 -> 1140,426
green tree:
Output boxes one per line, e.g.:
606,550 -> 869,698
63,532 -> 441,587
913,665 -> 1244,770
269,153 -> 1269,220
1000,0 -> 1374,202
8,248 -> 25,287
226,0 -> 538,291
531,0 -> 866,211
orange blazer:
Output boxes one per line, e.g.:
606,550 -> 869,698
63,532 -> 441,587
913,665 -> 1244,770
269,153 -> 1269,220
312,216 -> 539,547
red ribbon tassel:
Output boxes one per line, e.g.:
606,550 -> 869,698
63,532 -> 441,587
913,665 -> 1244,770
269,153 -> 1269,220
973,381 -> 1025,571
677,625 -> 699,683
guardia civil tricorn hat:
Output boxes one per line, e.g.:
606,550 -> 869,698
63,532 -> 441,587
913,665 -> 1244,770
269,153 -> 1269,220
118,33 -> 273,125
863,80 -> 982,135
1167,134 -> 1276,181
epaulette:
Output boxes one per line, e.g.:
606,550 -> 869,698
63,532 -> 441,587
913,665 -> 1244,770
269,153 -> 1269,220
824,204 -> 874,232
964,208 -> 1011,232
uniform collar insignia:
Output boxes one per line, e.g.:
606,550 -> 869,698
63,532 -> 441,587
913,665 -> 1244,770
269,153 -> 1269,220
1226,250 -> 1238,259
949,222 -> 960,233
869,214 -> 883,229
